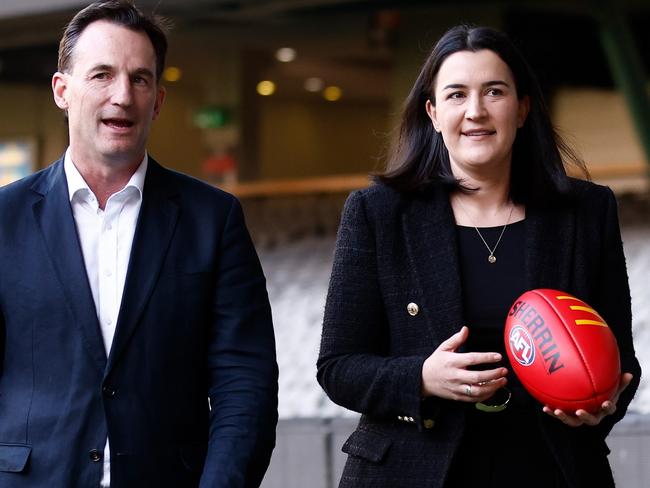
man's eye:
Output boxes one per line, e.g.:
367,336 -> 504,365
93,73 -> 109,80
487,88 -> 503,96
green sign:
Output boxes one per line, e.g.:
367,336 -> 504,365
193,106 -> 232,129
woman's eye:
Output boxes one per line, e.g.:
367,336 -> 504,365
448,92 -> 464,100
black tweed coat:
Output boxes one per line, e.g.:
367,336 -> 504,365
317,179 -> 641,488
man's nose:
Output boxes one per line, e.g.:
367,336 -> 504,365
110,75 -> 134,107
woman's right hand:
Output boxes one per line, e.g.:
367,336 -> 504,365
421,326 -> 508,402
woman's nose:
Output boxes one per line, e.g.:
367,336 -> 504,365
465,94 -> 487,120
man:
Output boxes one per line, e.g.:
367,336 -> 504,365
0,1 -> 278,487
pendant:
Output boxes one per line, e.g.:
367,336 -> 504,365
488,254 -> 497,264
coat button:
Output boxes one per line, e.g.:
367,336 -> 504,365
89,449 -> 102,462
423,419 -> 435,429
407,302 -> 419,316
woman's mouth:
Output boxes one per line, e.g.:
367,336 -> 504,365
462,129 -> 495,137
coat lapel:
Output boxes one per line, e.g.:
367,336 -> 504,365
402,185 -> 464,345
401,187 -> 576,346
31,159 -> 107,371
106,160 -> 180,373
524,201 -> 575,292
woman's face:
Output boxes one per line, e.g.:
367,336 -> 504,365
426,49 -> 529,179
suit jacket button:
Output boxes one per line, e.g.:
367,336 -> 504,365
102,386 -> 116,398
407,302 -> 419,316
89,449 -> 102,462
423,419 -> 435,429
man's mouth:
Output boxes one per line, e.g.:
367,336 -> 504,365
102,118 -> 134,129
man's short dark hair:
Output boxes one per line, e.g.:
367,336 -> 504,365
58,0 -> 169,81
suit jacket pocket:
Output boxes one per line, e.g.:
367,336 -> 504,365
342,429 -> 392,463
0,443 -> 31,472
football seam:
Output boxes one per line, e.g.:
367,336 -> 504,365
522,373 -> 620,402
524,381 -> 602,406
532,289 -> 599,397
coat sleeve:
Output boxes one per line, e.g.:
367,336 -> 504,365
592,187 -> 641,439
317,190 -> 428,424
200,197 -> 278,488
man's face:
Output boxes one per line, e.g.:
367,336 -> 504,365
52,20 -> 165,168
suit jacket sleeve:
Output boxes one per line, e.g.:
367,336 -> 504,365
317,190 -> 428,423
0,303 -> 4,379
200,197 -> 278,488
591,187 -> 641,439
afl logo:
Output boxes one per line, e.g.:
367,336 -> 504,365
509,326 -> 535,366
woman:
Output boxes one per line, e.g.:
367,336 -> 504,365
317,25 -> 640,488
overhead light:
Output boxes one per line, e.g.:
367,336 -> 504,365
163,66 -> 182,82
275,47 -> 297,63
304,77 -> 324,92
257,80 -> 276,96
323,86 -> 342,101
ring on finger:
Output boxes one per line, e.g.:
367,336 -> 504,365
465,384 -> 472,397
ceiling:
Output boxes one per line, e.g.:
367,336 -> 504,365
0,0 -> 648,99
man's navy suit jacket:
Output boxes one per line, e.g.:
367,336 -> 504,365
0,157 -> 278,487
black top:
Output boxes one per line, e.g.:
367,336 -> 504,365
451,220 -> 568,486
456,220 -> 527,380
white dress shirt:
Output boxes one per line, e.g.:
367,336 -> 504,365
64,149 -> 147,488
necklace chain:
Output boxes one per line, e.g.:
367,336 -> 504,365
456,197 -> 514,264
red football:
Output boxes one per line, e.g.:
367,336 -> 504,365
504,289 -> 621,413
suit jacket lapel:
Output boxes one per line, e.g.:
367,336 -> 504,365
31,159 -> 107,371
524,201 -> 575,292
106,160 -> 180,372
402,185 -> 464,345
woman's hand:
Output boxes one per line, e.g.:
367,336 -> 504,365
421,326 -> 508,402
542,373 -> 633,427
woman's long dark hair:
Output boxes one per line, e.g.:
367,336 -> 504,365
377,25 -> 587,205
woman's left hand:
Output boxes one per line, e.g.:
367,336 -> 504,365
542,373 -> 633,427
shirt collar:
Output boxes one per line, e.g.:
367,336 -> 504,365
63,148 -> 148,203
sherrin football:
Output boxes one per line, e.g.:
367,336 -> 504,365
504,289 -> 621,413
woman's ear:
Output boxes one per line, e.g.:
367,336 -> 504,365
517,95 -> 530,128
425,99 -> 440,132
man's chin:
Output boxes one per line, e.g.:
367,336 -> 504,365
97,146 -> 146,168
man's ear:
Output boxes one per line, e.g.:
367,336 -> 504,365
425,99 -> 440,133
152,85 -> 166,121
52,72 -> 69,110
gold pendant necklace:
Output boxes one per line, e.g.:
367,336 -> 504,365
456,197 -> 514,264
